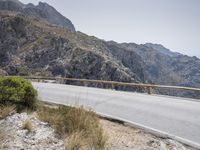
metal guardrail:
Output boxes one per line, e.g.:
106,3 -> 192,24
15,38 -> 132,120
21,76 -> 200,95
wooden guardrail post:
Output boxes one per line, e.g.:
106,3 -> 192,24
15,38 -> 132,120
111,83 -> 115,90
147,87 -> 152,95
80,80 -> 84,86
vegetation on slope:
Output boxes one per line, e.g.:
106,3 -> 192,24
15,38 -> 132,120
0,76 -> 38,110
0,76 -> 107,149
22,120 -> 34,133
38,105 -> 107,150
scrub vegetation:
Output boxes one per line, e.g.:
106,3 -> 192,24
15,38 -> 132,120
0,76 -> 38,111
38,105 -> 107,150
0,76 -> 107,149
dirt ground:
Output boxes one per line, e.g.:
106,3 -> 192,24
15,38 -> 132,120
100,119 -> 196,150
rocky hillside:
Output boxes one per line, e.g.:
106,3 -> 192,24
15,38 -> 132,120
0,0 -> 75,31
120,43 -> 200,88
144,43 -> 180,57
119,43 -> 200,98
0,12 -> 144,85
0,0 -> 199,98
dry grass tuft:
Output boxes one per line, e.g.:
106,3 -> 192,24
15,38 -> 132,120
65,132 -> 86,150
37,106 -> 65,135
22,121 -> 33,133
0,105 -> 16,119
37,105 -> 107,150
89,126 -> 108,150
0,130 -> 4,142
0,130 -> 5,149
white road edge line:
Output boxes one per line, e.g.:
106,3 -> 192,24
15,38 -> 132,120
39,98 -> 200,150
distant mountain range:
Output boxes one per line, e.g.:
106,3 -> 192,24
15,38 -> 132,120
0,0 -> 199,99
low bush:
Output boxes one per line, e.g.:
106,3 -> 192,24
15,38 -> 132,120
0,76 -> 38,110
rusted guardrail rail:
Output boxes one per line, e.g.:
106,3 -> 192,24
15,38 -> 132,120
20,76 -> 200,95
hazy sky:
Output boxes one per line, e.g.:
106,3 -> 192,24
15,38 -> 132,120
20,0 -> 200,57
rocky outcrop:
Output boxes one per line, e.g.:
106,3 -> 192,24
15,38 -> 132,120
106,41 -> 146,82
0,13 -> 143,85
120,43 -> 200,88
0,69 -> 7,76
120,43 -> 200,98
0,0 -> 75,32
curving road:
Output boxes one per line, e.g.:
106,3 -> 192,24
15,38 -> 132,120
32,82 -> 200,149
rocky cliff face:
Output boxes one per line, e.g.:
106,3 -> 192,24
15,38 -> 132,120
0,13 -> 143,85
120,43 -> 200,88
120,43 -> 200,98
0,0 -> 75,32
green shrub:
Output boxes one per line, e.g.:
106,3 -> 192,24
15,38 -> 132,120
0,76 -> 37,110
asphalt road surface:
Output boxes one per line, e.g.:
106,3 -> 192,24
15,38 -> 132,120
33,82 -> 200,148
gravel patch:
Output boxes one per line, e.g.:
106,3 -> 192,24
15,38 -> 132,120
0,113 -> 197,150
0,113 -> 64,150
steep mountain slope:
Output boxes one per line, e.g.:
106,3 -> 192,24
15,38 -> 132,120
120,43 -> 200,88
0,0 -> 75,31
0,12 -> 144,85
120,43 -> 200,98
